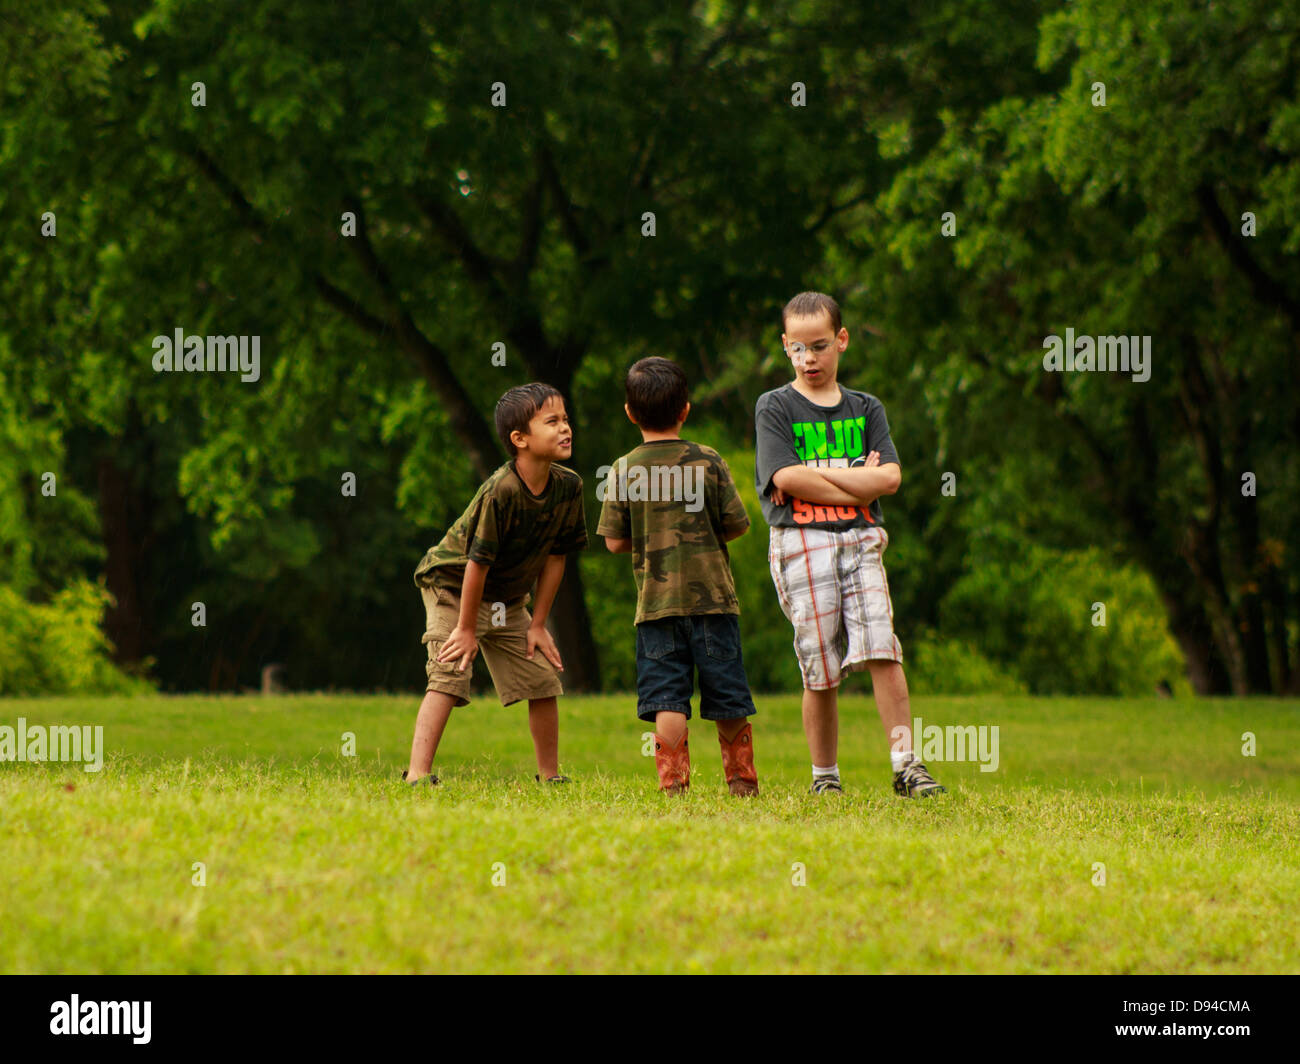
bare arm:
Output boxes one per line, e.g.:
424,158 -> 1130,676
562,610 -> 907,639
772,465 -> 866,506
436,558 -> 490,671
525,554 -> 566,669
816,462 -> 900,503
530,554 -> 566,628
604,536 -> 633,554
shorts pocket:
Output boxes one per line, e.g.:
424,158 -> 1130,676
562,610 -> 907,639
637,621 -> 677,661
703,616 -> 739,661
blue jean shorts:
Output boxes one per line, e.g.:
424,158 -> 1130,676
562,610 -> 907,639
635,613 -> 757,722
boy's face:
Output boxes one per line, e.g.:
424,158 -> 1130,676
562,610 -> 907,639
513,395 -> 572,461
782,310 -> 848,386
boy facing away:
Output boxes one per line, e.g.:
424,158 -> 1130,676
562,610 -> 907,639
406,383 -> 587,786
598,357 -> 760,795
755,291 -> 945,798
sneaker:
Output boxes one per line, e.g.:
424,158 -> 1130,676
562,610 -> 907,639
401,770 -> 440,787
810,775 -> 843,795
535,774 -> 571,784
893,758 -> 946,797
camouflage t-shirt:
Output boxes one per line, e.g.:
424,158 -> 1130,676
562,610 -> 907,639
414,461 -> 588,602
596,439 -> 750,624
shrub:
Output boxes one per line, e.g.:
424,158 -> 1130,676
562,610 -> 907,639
0,579 -> 153,696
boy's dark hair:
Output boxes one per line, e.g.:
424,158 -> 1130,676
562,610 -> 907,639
495,382 -> 563,456
625,357 -> 689,431
782,291 -> 842,335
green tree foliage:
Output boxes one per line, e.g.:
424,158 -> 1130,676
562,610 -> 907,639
826,0 -> 1300,693
2,0 -> 1295,695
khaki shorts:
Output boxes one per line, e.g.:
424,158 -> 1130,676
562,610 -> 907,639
420,586 -> 564,706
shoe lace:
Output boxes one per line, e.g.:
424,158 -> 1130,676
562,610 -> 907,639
902,760 -> 936,786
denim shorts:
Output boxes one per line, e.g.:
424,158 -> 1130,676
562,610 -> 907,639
635,613 -> 757,722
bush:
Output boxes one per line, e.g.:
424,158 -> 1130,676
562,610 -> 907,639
938,543 -> 1189,696
0,579 -> 153,696
905,631 -> 1029,695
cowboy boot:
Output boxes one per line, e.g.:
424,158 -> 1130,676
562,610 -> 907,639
718,722 -> 759,796
654,728 -> 690,794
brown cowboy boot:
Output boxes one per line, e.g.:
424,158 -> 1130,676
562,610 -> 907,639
654,728 -> 690,794
718,722 -> 759,796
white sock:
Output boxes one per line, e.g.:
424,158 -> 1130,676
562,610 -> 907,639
891,750 -> 914,772
812,762 -> 839,780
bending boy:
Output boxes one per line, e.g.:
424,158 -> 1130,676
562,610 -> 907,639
406,383 -> 587,785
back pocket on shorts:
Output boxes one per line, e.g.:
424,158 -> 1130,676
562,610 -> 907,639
637,621 -> 677,660
702,616 -> 739,661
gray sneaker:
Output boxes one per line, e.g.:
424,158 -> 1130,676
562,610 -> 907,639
893,758 -> 945,797
810,775 -> 844,795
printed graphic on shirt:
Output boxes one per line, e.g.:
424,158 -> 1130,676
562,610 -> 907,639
754,385 -> 898,530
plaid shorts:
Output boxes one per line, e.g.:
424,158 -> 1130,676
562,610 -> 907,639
768,525 -> 903,690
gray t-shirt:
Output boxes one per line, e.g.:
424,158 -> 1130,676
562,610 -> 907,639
754,383 -> 899,529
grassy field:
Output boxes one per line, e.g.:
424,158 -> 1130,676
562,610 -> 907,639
1,692 -> 1297,974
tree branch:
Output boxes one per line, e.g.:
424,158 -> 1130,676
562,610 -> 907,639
182,141 -> 500,477
1196,181 -> 1300,342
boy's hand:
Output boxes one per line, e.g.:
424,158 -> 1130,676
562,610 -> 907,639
526,624 -> 564,671
436,626 -> 478,672
770,486 -> 787,506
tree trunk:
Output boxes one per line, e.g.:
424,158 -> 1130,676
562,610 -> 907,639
96,451 -> 146,665
1157,585 -> 1232,695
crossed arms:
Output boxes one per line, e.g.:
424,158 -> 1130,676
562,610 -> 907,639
768,449 -> 901,507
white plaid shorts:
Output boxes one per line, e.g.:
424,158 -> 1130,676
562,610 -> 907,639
768,524 -> 903,690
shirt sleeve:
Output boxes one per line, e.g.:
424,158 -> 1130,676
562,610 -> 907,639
465,492 -> 504,567
866,398 -> 900,468
595,463 -> 631,539
712,455 -> 750,537
754,395 -> 801,496
550,480 -> 589,555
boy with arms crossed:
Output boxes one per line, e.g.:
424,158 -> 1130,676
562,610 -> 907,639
406,383 -> 587,786
755,292 -> 945,797
599,357 -> 760,795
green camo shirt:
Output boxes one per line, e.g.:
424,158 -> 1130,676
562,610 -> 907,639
596,439 -> 750,624
414,461 -> 587,602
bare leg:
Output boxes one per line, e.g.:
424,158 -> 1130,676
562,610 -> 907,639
715,717 -> 747,742
406,690 -> 456,779
802,686 -> 839,767
528,697 -> 560,778
656,710 -> 688,745
867,661 -> 912,753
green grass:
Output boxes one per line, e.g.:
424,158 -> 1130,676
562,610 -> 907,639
1,693 -> 1297,973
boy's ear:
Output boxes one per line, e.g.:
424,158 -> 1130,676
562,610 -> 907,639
678,401 -> 691,425
510,427 -> 528,452
624,403 -> 638,426
837,327 -> 849,349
